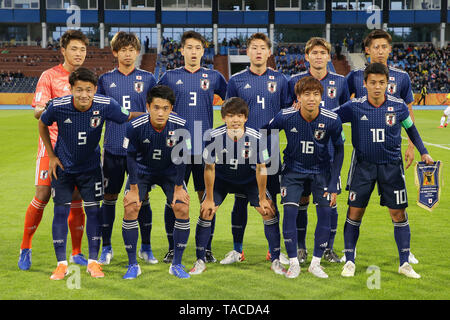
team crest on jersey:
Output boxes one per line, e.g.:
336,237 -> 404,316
387,83 -> 397,94
90,116 -> 101,128
267,81 -> 277,93
200,78 -> 210,91
327,86 -> 336,99
166,137 -> 178,147
386,113 -> 396,126
134,81 -> 144,93
314,129 -> 326,140
242,148 -> 252,159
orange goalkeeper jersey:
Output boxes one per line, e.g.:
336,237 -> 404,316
33,64 -> 71,154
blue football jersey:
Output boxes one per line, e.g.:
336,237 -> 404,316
226,67 -> 292,130
158,67 -> 227,155
97,68 -> 157,156
337,95 -> 411,164
346,66 -> 414,104
288,70 -> 350,112
40,94 -> 130,173
203,125 -> 269,185
266,107 -> 344,174
125,113 -> 190,177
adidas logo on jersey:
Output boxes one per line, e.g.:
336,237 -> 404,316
176,80 -> 183,85
110,83 -> 116,88
290,127 -> 298,133
360,115 -> 368,120
143,139 -> 150,143
64,118 -> 72,124
244,83 -> 251,89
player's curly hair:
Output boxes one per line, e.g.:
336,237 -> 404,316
110,31 -> 141,52
294,76 -> 324,97
220,97 -> 249,118
60,29 -> 89,49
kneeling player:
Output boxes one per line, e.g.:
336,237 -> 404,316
189,97 -> 284,276
123,85 -> 191,279
266,77 -> 345,279
337,63 -> 434,279
39,68 -> 143,280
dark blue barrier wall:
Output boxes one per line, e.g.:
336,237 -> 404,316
0,9 -> 40,23
46,9 -> 98,24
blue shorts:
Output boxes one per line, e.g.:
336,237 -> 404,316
347,158 -> 408,209
102,151 -> 127,195
280,170 -> 333,208
51,166 -> 103,205
203,177 -> 271,208
184,155 -> 205,192
132,174 -> 188,205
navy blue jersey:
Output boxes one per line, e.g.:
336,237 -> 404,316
97,68 -> 156,156
158,67 -> 227,155
125,113 -> 190,177
288,70 -> 350,112
226,67 -> 292,130
337,95 -> 411,164
40,94 -> 130,173
266,107 -> 344,174
346,66 -> 414,105
203,125 -> 270,185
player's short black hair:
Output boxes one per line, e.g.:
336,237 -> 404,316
364,63 -> 389,82
221,97 -> 249,118
69,67 -> 98,87
181,30 -> 206,48
147,85 -> 176,106
60,29 -> 89,49
363,29 -> 392,49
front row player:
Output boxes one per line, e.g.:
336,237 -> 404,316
337,63 -> 434,279
266,77 -> 345,279
38,68 -> 144,280
189,97 -> 284,276
123,85 -> 191,279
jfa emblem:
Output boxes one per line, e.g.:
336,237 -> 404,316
314,129 -> 325,140
166,137 -> 177,147
280,187 -> 287,197
200,79 -> 210,91
267,81 -> 277,93
90,116 -> 101,128
349,191 -> 357,201
386,113 -> 396,126
242,148 -> 252,159
387,83 -> 397,94
134,81 -> 144,93
327,86 -> 336,99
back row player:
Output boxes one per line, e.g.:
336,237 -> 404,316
158,31 -> 227,263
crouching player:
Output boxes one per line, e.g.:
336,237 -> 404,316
123,85 -> 191,279
266,77 -> 345,279
38,68 -> 143,280
189,97 -> 285,276
337,63 -> 434,279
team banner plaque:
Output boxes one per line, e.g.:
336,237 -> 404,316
414,161 -> 443,211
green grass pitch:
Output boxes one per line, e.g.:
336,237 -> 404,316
0,109 -> 449,300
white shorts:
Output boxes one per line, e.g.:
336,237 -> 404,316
444,106 -> 450,117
